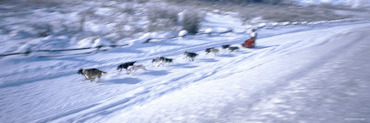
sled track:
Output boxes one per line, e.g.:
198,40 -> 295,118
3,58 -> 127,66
5,22 -> 370,123
40,38 -> 303,122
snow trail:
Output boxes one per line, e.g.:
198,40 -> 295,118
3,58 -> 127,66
1,10 -> 370,122
100,23 -> 370,123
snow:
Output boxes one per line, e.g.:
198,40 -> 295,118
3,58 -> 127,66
101,23 -> 370,122
78,37 -> 97,48
292,0 -> 370,8
100,22 -> 370,123
91,38 -> 112,48
178,30 -> 188,37
1,4 -> 370,123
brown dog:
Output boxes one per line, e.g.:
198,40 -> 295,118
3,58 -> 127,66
78,68 -> 107,82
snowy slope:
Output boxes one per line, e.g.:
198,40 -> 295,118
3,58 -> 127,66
101,23 -> 370,123
1,11 -> 370,123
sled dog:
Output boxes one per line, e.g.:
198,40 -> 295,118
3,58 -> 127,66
205,48 -> 219,55
228,46 -> 239,52
77,68 -> 107,82
127,64 -> 147,74
152,57 -> 173,66
117,61 -> 136,72
184,51 -> 198,61
222,44 -> 230,49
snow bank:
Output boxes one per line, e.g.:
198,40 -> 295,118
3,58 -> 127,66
292,0 -> 370,8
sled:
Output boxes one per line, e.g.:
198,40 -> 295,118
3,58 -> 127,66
241,38 -> 255,48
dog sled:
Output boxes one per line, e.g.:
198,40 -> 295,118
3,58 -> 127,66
241,38 -> 255,48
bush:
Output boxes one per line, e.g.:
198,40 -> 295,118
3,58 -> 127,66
147,5 -> 180,31
237,4 -> 348,22
181,10 -> 203,34
121,4 -> 136,15
30,23 -> 53,37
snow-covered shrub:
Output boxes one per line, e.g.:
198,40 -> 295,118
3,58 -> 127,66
121,4 -> 136,15
147,5 -> 180,32
237,4 -> 348,22
26,23 -> 52,37
73,3 -> 147,40
181,10 -> 203,35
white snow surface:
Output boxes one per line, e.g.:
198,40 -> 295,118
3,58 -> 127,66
1,12 -> 370,123
292,0 -> 370,7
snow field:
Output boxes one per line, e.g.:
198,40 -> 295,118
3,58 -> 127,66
100,23 -> 370,123
1,5 -> 370,122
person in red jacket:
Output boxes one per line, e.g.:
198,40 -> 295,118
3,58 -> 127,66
242,28 -> 257,48
243,38 -> 255,48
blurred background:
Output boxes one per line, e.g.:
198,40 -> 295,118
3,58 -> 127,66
0,0 -> 369,55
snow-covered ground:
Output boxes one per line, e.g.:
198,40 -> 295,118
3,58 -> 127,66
1,6 -> 370,123
292,0 -> 370,8
102,23 -> 370,123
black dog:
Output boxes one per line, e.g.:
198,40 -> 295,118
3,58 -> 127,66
152,57 -> 164,63
184,51 -> 198,61
161,57 -> 173,63
205,48 -> 213,54
222,45 -> 230,49
205,47 -> 219,55
228,46 -> 239,52
152,57 -> 173,66
117,61 -> 136,72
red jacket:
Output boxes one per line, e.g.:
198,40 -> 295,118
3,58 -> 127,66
242,38 -> 255,48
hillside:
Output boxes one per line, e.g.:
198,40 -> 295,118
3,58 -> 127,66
1,0 -> 370,122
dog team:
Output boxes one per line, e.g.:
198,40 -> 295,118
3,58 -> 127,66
78,44 -> 242,82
